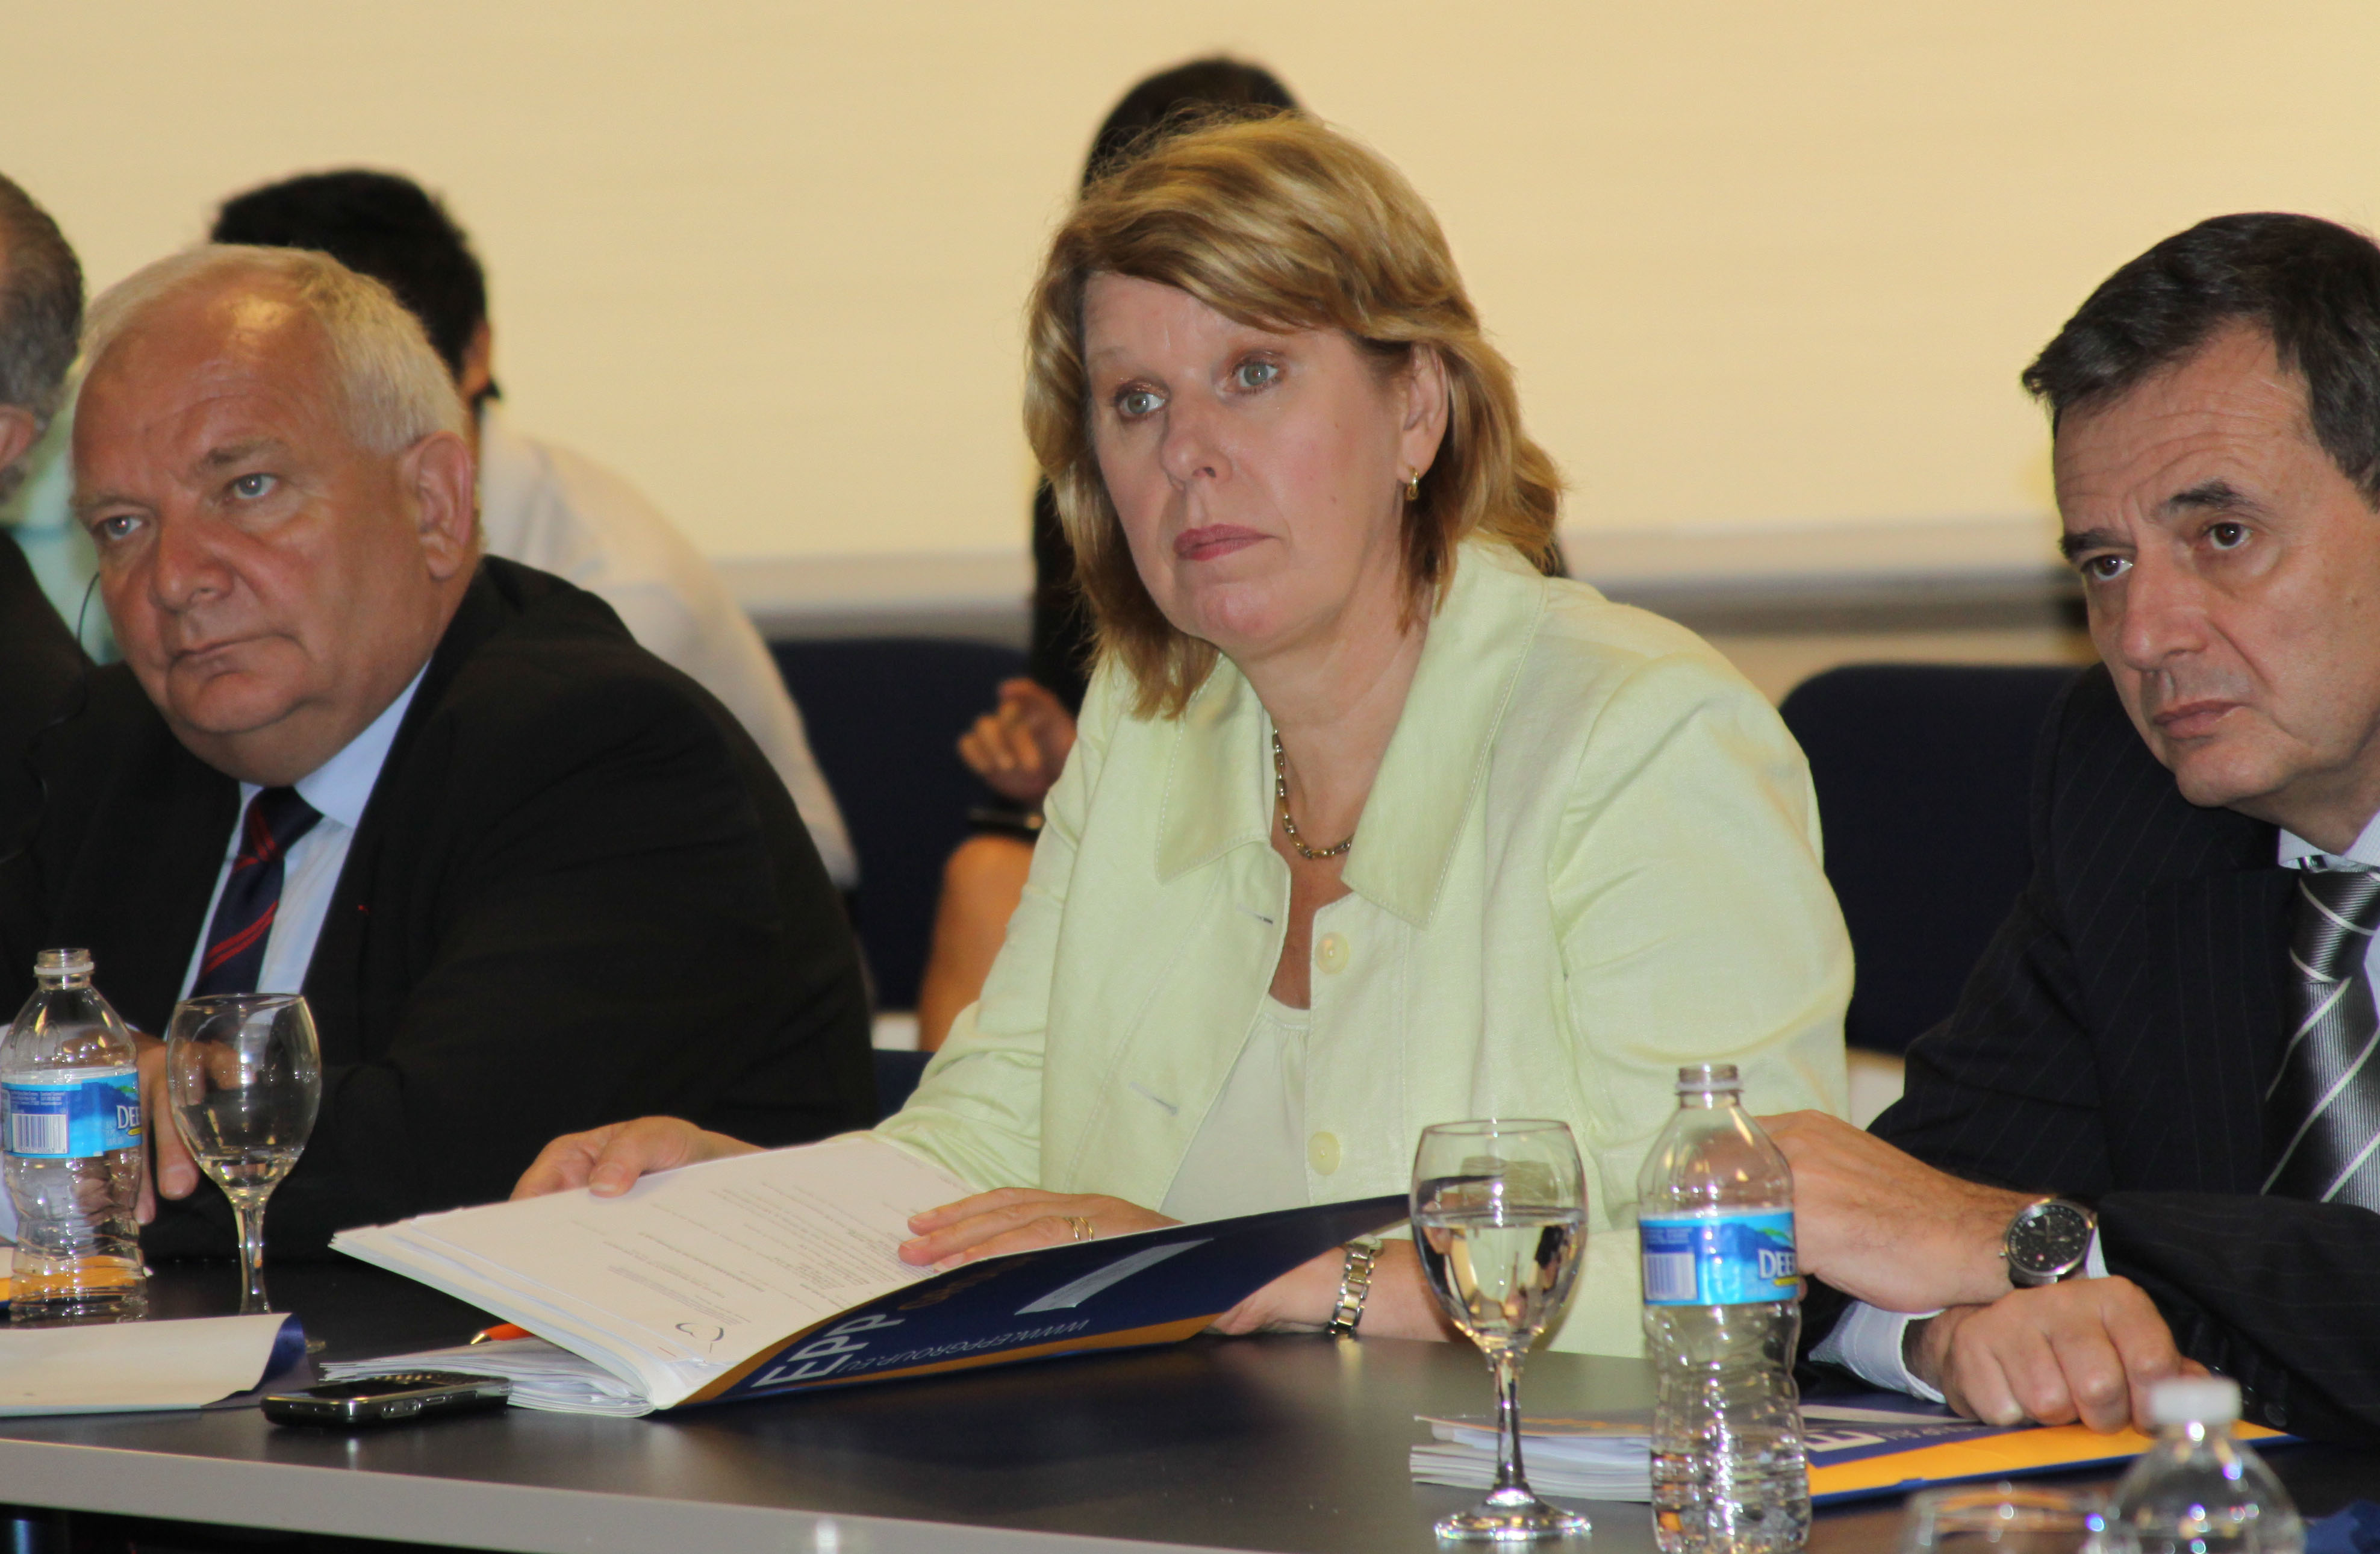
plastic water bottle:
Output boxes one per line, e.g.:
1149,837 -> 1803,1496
2,949 -> 147,1323
2106,1378 -> 2302,1554
1639,1063 -> 1807,1554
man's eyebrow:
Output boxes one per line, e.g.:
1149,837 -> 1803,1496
195,437 -> 281,472
2058,527 -> 2125,561
2163,478 -> 2263,517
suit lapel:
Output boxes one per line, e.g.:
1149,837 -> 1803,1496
305,563 -> 511,1065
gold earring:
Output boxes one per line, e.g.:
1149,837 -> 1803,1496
1405,470 -> 1421,502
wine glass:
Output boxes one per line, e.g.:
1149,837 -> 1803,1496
1412,1119 -> 1590,1542
164,994 -> 322,1314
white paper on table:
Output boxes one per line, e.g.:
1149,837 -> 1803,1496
0,1313 -> 296,1416
332,1133 -> 974,1409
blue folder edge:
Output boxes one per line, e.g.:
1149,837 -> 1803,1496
679,1193 -> 1408,1408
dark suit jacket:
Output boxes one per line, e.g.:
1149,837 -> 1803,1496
1815,663 -> 2380,1443
1,535 -> 83,849
1,536 -> 84,961
2,558 -> 874,1255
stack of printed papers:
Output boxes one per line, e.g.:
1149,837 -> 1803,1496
1409,1396 -> 2288,1506
322,1338 -> 653,1418
1409,1412 -> 1653,1501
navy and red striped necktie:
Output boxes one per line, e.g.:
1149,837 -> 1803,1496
191,787 -> 323,997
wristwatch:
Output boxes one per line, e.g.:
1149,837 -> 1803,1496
1322,1237 -> 1383,1337
2002,1197 -> 2097,1287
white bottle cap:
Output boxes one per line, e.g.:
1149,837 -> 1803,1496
2147,1376 -> 2240,1428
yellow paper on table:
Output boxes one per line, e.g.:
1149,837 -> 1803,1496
1809,1420 -> 2291,1499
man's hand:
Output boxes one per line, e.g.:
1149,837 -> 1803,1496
1210,1240 -> 1459,1341
510,1117 -> 759,1199
131,1031 -> 197,1224
898,1188 -> 1174,1270
1914,1277 -> 2207,1433
1760,1110 -> 2033,1311
957,680 -> 1077,808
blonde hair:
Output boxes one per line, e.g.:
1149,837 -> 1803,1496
1024,112 -> 1563,717
81,244 -> 467,455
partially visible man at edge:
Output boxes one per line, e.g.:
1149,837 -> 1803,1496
0,173 -> 86,888
1,244 -> 873,1257
1777,213 -> 2380,1447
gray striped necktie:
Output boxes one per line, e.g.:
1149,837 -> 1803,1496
2265,864 -> 2380,1208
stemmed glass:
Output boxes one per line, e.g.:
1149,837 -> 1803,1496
164,994 -> 322,1314
1412,1119 -> 1590,1542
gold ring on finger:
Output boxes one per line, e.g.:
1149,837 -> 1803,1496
1068,1215 -> 1094,1243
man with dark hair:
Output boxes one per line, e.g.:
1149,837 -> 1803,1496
1778,213 -> 2380,1447
207,169 -> 857,890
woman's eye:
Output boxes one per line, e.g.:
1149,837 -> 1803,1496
1231,360 -> 1281,391
231,472 -> 276,500
2079,553 -> 2131,583
1114,388 -> 1164,420
2207,520 -> 2249,551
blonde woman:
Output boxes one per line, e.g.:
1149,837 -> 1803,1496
519,113 -> 1850,1355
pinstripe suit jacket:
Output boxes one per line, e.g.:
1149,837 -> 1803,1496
1840,664 -> 2380,1444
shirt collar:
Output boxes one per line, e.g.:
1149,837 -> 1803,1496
2278,808 -> 2380,870
1153,537 -> 1548,928
275,664 -> 428,830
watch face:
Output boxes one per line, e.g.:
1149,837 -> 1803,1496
2008,1201 -> 2093,1278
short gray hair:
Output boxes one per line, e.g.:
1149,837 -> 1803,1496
0,175 -> 84,501
81,244 -> 466,454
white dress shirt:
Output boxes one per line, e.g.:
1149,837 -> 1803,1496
175,669 -> 425,1000
1813,807 -> 2380,1398
475,406 -> 856,889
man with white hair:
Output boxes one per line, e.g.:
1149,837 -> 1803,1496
0,245 -> 873,1256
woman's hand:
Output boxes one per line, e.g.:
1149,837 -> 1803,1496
899,1188 -> 1173,1270
957,679 -> 1077,807
511,1117 -> 758,1199
1211,1240 -> 1458,1341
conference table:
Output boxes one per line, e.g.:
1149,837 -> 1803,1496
0,1264 -> 2372,1554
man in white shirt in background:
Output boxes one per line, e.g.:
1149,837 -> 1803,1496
207,168 -> 857,889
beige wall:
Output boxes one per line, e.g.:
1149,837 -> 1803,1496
11,2 -> 2380,568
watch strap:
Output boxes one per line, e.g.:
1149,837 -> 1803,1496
1322,1236 -> 1383,1337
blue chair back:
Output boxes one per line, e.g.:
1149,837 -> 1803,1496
1778,663 -> 2079,1055
773,637 -> 1029,1011
872,1048 -> 933,1123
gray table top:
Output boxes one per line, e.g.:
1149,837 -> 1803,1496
0,1262 -> 2370,1554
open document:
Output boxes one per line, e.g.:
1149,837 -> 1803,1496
331,1133 -> 1404,1415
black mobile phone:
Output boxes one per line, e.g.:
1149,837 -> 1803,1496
262,1370 -> 511,1428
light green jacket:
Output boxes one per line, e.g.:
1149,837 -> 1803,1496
879,538 -> 1851,1355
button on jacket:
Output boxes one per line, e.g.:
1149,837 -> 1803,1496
878,539 -> 1852,1355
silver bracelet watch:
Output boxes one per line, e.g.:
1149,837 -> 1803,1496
1322,1236 -> 1384,1337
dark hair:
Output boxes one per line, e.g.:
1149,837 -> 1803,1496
211,169 -> 489,391
2022,213 -> 2380,499
0,173 -> 83,497
1082,57 -> 1298,189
